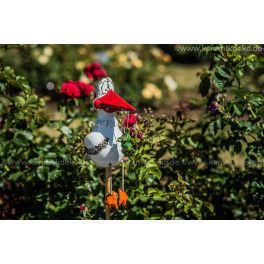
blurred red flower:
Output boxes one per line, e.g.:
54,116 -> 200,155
61,81 -> 94,98
122,114 -> 137,128
79,204 -> 87,212
84,62 -> 107,81
61,81 -> 81,98
75,81 -> 94,96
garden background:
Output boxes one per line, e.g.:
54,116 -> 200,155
0,44 -> 263,219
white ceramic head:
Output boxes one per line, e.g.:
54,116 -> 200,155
95,77 -> 114,99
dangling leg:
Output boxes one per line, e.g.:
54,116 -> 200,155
118,160 -> 128,207
105,166 -> 111,220
105,164 -> 118,218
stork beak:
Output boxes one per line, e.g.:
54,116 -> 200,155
93,89 -> 136,113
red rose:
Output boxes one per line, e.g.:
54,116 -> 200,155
98,69 -> 107,78
93,69 -> 102,79
75,81 -> 94,96
92,62 -> 101,69
85,61 -> 108,81
61,81 -> 81,98
85,72 -> 94,81
122,114 -> 137,128
79,204 -> 87,212
93,69 -> 108,80
85,64 -> 93,71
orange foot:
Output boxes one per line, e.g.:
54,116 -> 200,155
118,188 -> 128,207
105,191 -> 118,209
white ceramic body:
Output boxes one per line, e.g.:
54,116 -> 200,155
84,110 -> 124,168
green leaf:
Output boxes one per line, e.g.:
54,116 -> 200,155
20,131 -> 33,141
146,167 -> 161,180
217,66 -> 231,79
14,112 -> 25,120
164,210 -> 175,219
213,74 -> 224,91
248,97 -> 261,106
9,172 -> 23,181
127,172 -> 136,180
234,140 -> 242,154
199,75 -> 210,97
152,135 -> 167,144
233,104 -> 242,116
216,118 -> 222,129
201,123 -> 209,134
247,61 -> 255,70
60,126 -> 72,136
27,95 -> 38,104
36,166 -> 46,180
187,137 -> 198,147
191,208 -> 202,220
0,82 -> 5,93
39,98 -> 45,107
123,142 -> 133,151
14,96 -> 26,108
148,187 -> 158,195
204,202 -> 214,213
208,121 -> 217,135
49,170 -> 61,180
13,131 -> 33,146
13,135 -> 26,146
236,69 -> 243,78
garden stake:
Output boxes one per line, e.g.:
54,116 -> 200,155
84,77 -> 136,219
105,166 -> 111,220
121,161 -> 125,192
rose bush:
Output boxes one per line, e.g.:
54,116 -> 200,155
0,44 -> 263,219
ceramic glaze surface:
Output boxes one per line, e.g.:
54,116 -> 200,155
84,78 -> 124,168
84,110 -> 123,167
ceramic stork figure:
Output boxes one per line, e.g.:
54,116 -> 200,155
84,77 -> 136,218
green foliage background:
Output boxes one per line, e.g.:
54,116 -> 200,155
0,44 -> 263,219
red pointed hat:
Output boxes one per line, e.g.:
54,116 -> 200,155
94,89 -> 136,113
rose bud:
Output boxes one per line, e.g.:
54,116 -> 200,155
79,204 -> 87,212
122,114 -> 137,128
